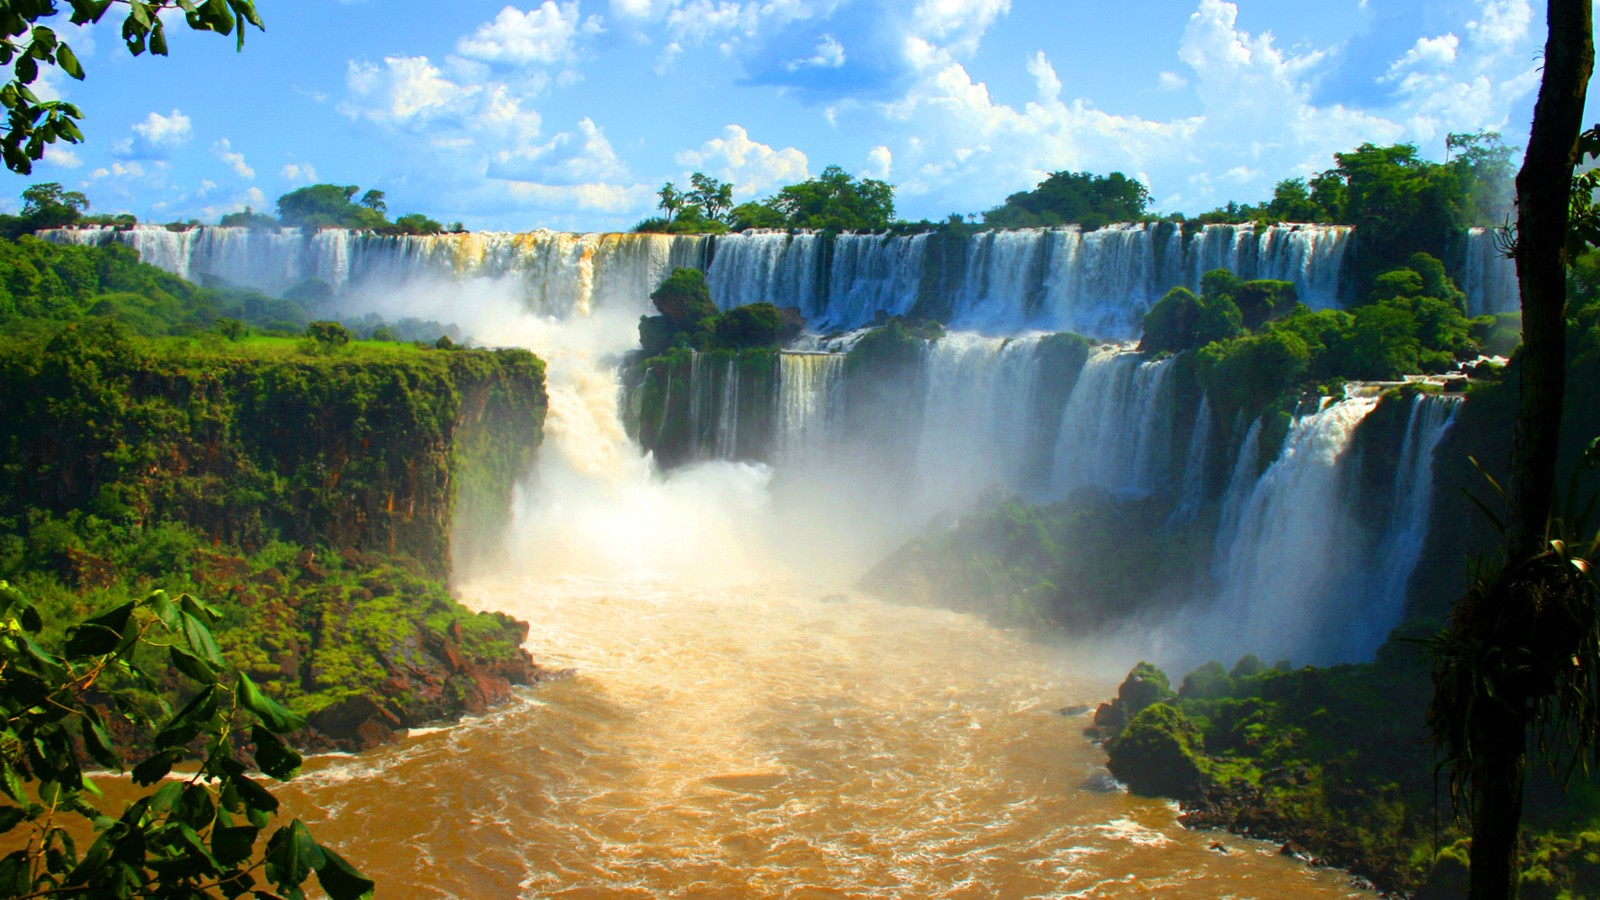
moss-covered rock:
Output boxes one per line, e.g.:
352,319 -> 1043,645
1106,702 -> 1206,798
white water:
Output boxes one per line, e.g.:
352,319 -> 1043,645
1208,398 -> 1380,664
1461,226 -> 1519,317
1358,394 -> 1463,652
45,221 -> 1354,339
1050,347 -> 1178,499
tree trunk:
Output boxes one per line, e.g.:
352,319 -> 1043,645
1468,701 -> 1529,899
1470,2 -> 1593,898
1506,0 -> 1592,560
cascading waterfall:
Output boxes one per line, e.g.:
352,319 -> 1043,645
911,333 -> 1050,505
1357,393 -> 1463,650
45,219 -> 1458,670
823,233 -> 927,326
43,225 -> 709,317
705,230 -> 827,318
1208,397 -> 1380,663
776,352 -> 844,465
45,221 -> 1353,338
1461,226 -> 1518,317
1049,347 -> 1177,499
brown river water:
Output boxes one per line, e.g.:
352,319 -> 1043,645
267,576 -> 1372,899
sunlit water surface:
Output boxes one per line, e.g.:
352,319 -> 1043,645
272,577 -> 1372,899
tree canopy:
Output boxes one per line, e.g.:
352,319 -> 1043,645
983,170 -> 1151,230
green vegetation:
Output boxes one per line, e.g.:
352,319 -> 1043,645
639,166 -> 895,233
635,267 -> 792,356
983,170 -> 1151,230
0,1 -> 264,175
860,495 -> 1212,630
1141,255 -> 1490,431
0,580 -> 373,898
1096,654 -> 1600,897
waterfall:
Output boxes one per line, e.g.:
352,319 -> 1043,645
776,352 -> 844,465
46,222 -> 1357,342
41,225 -> 710,319
1208,397 -> 1380,664
1049,346 -> 1178,498
1358,393 -> 1463,650
912,333 -> 1049,503
824,233 -> 927,327
1461,226 -> 1518,317
1171,396 -> 1214,522
704,231 -> 827,318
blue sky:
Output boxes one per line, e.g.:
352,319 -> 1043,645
10,0 -> 1588,231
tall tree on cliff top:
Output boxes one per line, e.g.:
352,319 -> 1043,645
0,0 -> 264,174
1427,2 -> 1594,898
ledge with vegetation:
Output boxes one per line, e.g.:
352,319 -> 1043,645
0,233 -> 555,755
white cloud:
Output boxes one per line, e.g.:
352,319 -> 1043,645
864,145 -> 892,180
489,116 -> 631,184
785,33 -> 845,71
112,109 -> 192,159
456,2 -> 601,67
1158,70 -> 1189,90
281,162 -> 318,183
42,146 -> 81,169
675,124 -> 808,196
909,0 -> 1010,58
133,109 -> 192,147
212,138 -> 255,179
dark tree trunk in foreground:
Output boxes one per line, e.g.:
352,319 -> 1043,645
1468,2 -> 1592,898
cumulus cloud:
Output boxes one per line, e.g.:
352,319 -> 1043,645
857,0 -> 1544,217
456,2 -> 602,67
488,117 -> 631,184
675,124 -> 808,196
212,139 -> 254,179
42,146 -> 81,169
112,109 -> 192,159
281,162 -> 318,183
863,144 -> 892,180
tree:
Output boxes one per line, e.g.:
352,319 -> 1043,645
19,181 -> 87,229
1426,3 -> 1594,898
0,1 -> 264,174
983,170 -> 1148,229
0,581 -> 372,898
657,182 -> 683,222
766,166 -> 896,231
393,213 -> 443,235
276,185 -> 388,230
686,173 -> 733,224
1449,130 -> 1518,226
218,206 -> 277,228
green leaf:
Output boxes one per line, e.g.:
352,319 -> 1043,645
212,823 -> 258,867
266,819 -> 323,888
183,611 -> 225,668
315,845 -> 375,900
237,673 -> 306,733
81,706 -> 120,770
144,589 -> 182,631
149,22 -> 167,56
220,760 -> 279,814
171,646 -> 219,685
131,749 -> 179,786
0,806 -> 25,834
155,684 -> 219,748
64,600 -> 135,657
251,724 -> 302,781
128,1 -> 152,29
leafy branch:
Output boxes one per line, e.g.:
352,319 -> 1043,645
0,581 -> 371,899
0,1 -> 264,174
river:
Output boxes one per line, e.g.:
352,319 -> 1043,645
272,576 -> 1371,898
